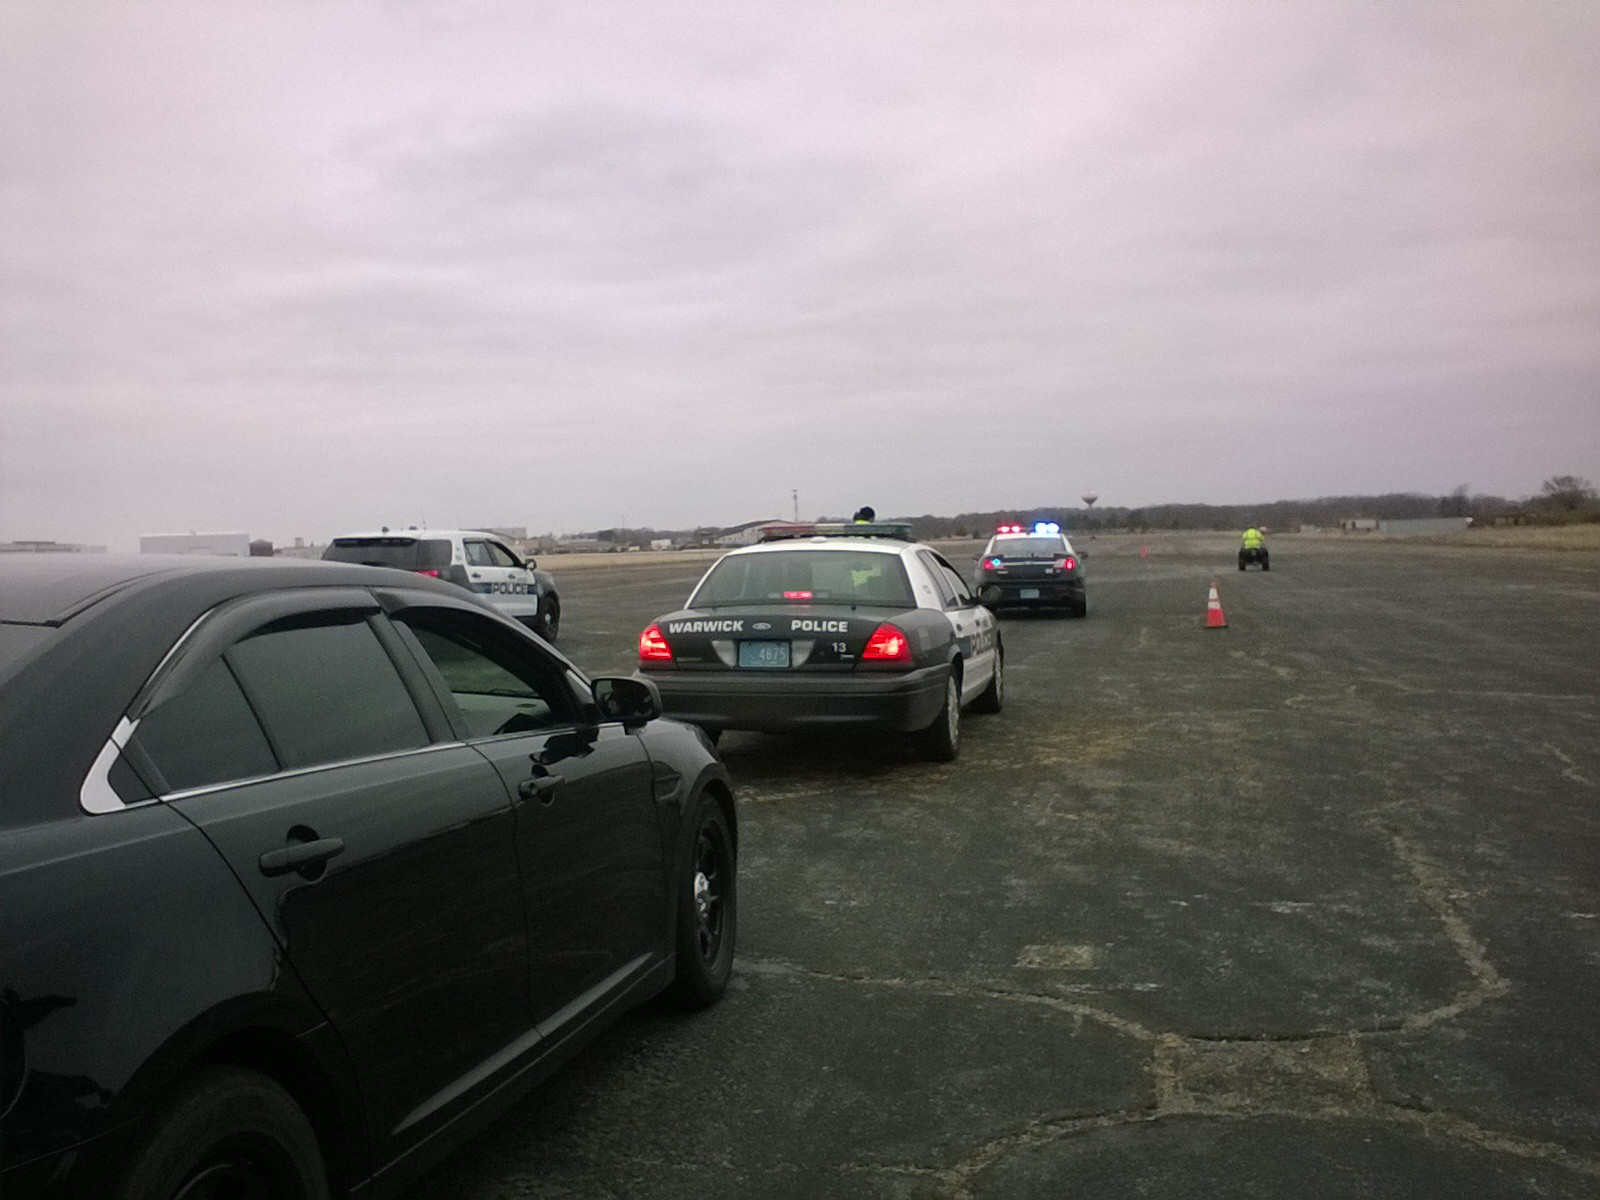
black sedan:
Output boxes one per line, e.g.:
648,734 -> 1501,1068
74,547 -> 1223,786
0,554 -> 735,1200
636,522 -> 1002,760
976,523 -> 1087,617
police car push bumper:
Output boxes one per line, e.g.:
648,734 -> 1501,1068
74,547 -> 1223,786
644,663 -> 951,735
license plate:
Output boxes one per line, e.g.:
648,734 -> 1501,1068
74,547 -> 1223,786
1019,588 -> 1040,599
738,640 -> 791,669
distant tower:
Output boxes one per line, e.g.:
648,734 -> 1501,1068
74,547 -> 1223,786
1081,493 -> 1099,511
792,489 -> 799,522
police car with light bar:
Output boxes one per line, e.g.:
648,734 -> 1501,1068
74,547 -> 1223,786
977,522 -> 1087,617
323,528 -> 562,639
636,521 -> 1002,760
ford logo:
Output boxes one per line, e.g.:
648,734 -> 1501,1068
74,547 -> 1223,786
753,621 -> 772,631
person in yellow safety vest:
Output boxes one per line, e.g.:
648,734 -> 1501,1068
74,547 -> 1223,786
1241,527 -> 1263,550
852,506 -> 876,523
1239,526 -> 1269,570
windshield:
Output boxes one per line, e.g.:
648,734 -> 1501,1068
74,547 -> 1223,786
691,550 -> 915,608
323,538 -> 452,569
986,537 -> 1066,558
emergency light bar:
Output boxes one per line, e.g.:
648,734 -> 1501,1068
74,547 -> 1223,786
995,521 -> 1062,535
759,521 -> 916,542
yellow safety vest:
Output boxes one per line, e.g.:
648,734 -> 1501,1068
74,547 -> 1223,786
1242,528 -> 1262,549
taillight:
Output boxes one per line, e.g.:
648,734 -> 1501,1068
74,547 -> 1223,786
783,590 -> 814,600
1057,557 -> 1077,571
861,622 -> 912,663
639,624 -> 673,662
982,557 -> 1003,571
413,568 -> 442,577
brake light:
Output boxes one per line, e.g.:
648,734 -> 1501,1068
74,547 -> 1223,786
783,590 -> 814,600
861,622 -> 912,663
638,624 -> 673,662
982,557 -> 1003,570
1057,557 -> 1077,571
413,568 -> 442,577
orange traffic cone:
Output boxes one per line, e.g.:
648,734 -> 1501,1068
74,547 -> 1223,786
1204,581 -> 1228,628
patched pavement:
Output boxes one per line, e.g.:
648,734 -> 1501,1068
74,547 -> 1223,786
406,534 -> 1600,1198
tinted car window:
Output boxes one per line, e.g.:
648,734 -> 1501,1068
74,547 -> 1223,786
987,537 -> 1066,557
227,614 -> 428,768
322,538 -> 452,569
130,657 -> 278,792
396,608 -> 572,738
464,541 -> 496,567
486,542 -> 519,568
692,551 -> 915,608
917,551 -> 958,606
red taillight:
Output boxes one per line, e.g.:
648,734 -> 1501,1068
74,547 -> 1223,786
861,622 -> 912,663
413,568 -> 442,577
1058,556 -> 1077,571
639,624 -> 673,662
783,590 -> 814,600
982,557 -> 1003,570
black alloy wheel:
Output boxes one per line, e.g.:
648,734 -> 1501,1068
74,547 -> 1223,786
538,597 -> 561,640
664,796 -> 736,1009
112,1067 -> 328,1200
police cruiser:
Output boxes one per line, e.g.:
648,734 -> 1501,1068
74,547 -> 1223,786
977,521 -> 1087,617
637,521 -> 1002,760
323,528 -> 562,638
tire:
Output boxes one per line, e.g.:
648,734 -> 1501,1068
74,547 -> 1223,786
537,596 -> 561,640
1261,556 -> 1270,572
1238,560 -> 1247,571
663,795 -> 737,1010
1070,597 -> 1088,618
111,1066 -> 328,1200
972,649 -> 1003,714
917,670 -> 961,762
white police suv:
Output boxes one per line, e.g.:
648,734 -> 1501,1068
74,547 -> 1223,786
323,528 -> 562,639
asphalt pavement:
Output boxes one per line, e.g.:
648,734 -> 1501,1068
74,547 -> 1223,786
402,533 -> 1600,1199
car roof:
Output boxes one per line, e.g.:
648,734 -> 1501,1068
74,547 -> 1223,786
722,537 -> 919,558
0,554 -> 451,626
330,529 -> 499,542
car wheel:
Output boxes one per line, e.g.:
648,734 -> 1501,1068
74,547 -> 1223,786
1070,597 -> 1088,618
917,671 -> 961,762
537,596 -> 561,640
972,650 -> 1003,714
111,1066 -> 328,1200
663,795 -> 736,1009
1262,558 -> 1270,572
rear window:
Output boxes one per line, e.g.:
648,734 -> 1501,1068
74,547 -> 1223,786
323,538 -> 452,569
691,550 -> 915,608
987,537 -> 1066,558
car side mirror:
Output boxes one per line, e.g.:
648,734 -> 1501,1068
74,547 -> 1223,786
524,556 -> 537,570
592,676 -> 662,727
977,584 -> 1003,611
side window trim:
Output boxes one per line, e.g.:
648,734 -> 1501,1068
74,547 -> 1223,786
916,550 -> 958,608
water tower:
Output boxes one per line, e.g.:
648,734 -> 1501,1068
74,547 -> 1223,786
1081,493 -> 1099,511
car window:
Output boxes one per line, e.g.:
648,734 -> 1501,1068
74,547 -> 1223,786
464,541 -> 496,567
933,554 -> 975,606
226,614 -> 429,769
691,550 -> 915,608
993,537 -> 1065,557
395,607 -> 573,738
322,537 -> 451,569
129,657 -> 279,792
916,551 -> 958,607
486,541 -> 519,568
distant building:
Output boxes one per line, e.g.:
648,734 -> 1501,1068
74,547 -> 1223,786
140,532 -> 250,557
0,539 -> 107,554
1376,517 -> 1472,536
248,539 -> 274,557
1340,519 -> 1379,533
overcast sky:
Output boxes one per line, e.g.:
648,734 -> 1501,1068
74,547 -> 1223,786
4,1 -> 1597,548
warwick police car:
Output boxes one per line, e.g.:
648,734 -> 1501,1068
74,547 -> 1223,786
323,528 -> 562,638
637,521 -> 1002,760
977,521 -> 1087,617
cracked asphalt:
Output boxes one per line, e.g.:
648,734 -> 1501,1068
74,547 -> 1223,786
401,532 -> 1600,1199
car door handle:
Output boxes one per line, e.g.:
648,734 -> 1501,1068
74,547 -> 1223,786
518,774 -> 564,803
259,838 -> 344,878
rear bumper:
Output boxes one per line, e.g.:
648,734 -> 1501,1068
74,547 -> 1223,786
984,579 -> 1085,608
639,664 -> 949,735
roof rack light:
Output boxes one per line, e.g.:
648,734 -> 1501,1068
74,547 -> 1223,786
759,521 -> 916,543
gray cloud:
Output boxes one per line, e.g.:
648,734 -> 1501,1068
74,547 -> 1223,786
3,1 -> 1597,547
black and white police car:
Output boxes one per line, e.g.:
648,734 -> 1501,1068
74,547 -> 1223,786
976,521 -> 1087,617
637,522 -> 1002,760
323,528 -> 562,639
